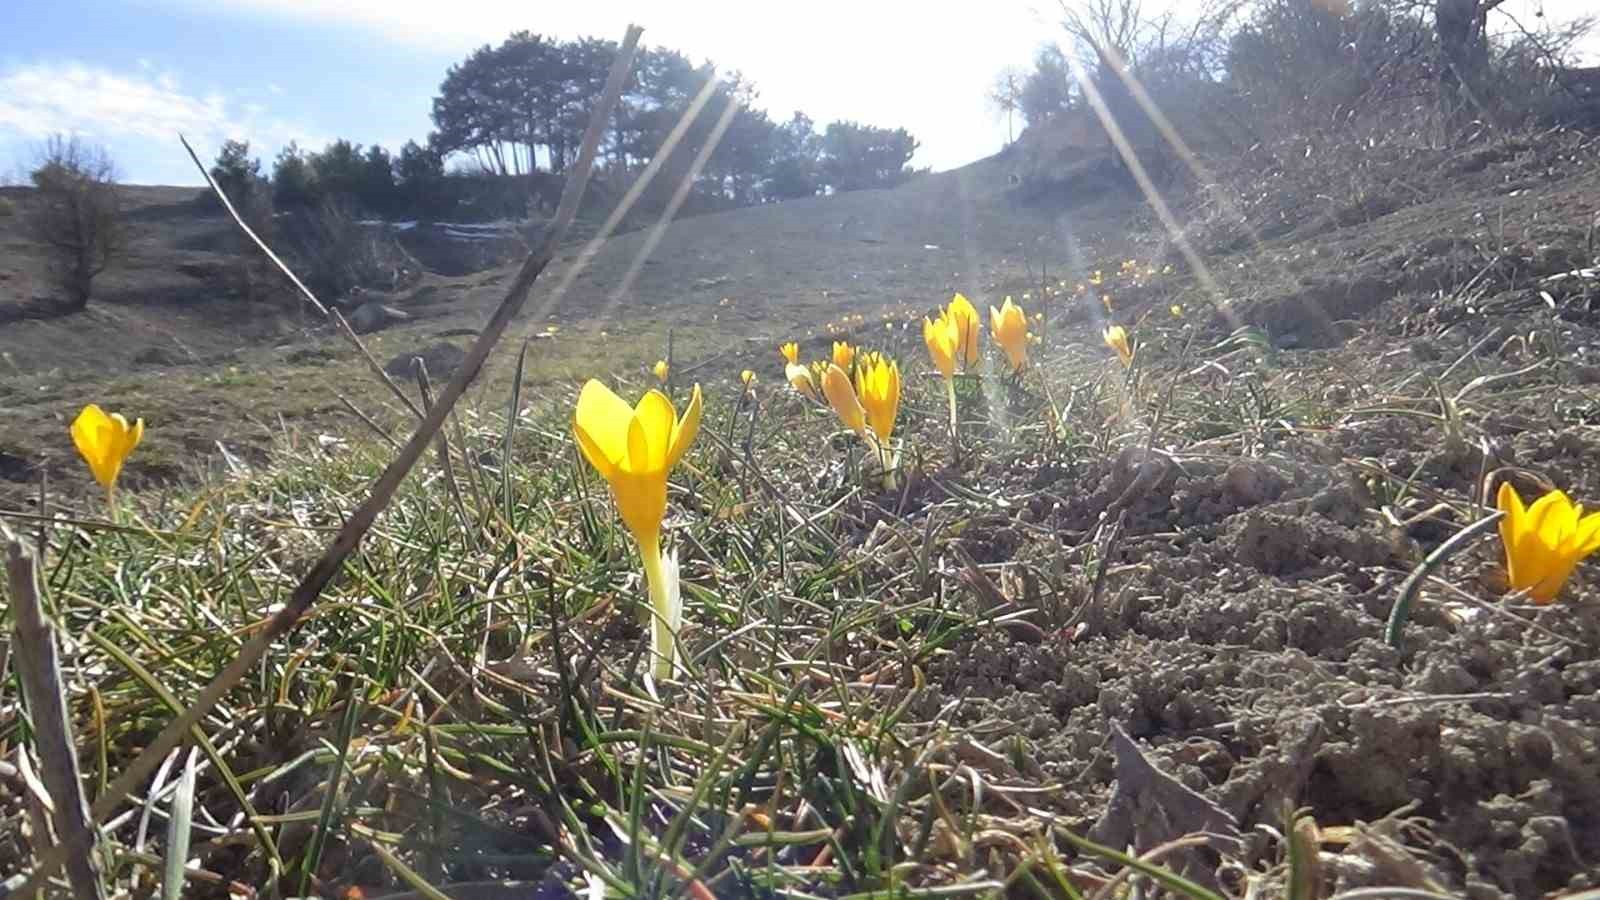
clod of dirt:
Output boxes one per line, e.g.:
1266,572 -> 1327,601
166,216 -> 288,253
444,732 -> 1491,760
1089,723 -> 1243,888
348,301 -> 411,334
383,341 -> 466,380
132,345 -> 188,366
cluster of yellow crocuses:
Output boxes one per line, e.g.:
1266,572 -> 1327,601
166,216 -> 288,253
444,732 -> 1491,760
59,288 -> 1600,689
561,293 -> 1600,680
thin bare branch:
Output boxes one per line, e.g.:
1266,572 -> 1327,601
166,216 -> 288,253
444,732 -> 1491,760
6,531 -> 106,900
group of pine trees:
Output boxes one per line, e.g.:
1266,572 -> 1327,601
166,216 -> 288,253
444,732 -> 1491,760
216,33 -> 922,223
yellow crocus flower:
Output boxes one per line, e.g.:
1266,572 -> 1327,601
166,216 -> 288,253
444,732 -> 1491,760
989,298 -> 1029,373
780,341 -> 800,365
71,404 -> 144,495
573,380 -> 703,680
786,362 -> 818,401
924,314 -> 958,380
1103,325 -> 1133,367
832,341 -> 855,370
924,312 -> 962,441
855,354 -> 901,446
822,363 -> 868,440
1497,483 -> 1600,604
946,293 -> 981,368
740,369 -> 756,388
653,359 -> 669,383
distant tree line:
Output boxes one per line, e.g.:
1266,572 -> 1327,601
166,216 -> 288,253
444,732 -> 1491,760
999,0 -> 1597,146
210,34 -> 922,225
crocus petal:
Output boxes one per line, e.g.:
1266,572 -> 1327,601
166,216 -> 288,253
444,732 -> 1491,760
786,362 -> 817,399
822,363 -> 868,437
857,357 -> 900,443
1525,490 -> 1567,566
666,384 -> 703,469
625,412 -> 652,475
575,427 -> 619,481
947,293 -> 981,365
574,380 -> 634,473
832,341 -> 855,369
126,418 -> 145,458
1571,511 -> 1600,557
923,316 -> 957,380
1529,559 -> 1580,604
71,404 -> 111,485
614,418 -> 668,545
1498,482 -> 1527,587
1531,490 -> 1576,546
633,390 -> 677,472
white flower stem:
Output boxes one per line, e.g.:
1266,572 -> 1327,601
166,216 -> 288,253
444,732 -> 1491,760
638,533 -> 677,681
945,377 -> 959,459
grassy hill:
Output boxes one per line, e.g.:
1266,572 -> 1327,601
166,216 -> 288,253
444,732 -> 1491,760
3,126 -> 1600,898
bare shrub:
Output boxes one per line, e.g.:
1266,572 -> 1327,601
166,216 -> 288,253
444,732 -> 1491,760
282,197 -> 417,301
23,136 -> 125,311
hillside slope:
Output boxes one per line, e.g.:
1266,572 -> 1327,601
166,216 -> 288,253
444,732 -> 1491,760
3,134 -> 1598,502
0,158 -> 1134,502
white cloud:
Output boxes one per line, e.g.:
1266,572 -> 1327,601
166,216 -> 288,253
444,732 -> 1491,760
0,61 -> 320,157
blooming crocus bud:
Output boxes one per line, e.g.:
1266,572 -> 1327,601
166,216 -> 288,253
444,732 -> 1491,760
786,362 -> 817,401
1497,483 -> 1600,604
572,380 -> 703,681
653,359 -> 669,383
946,293 -> 981,367
923,314 -> 959,381
740,369 -> 756,388
1103,325 -> 1133,367
573,381 -> 702,551
989,298 -> 1029,373
855,354 -> 901,444
72,404 -> 144,491
780,341 -> 800,365
832,341 -> 855,369
822,363 -> 868,439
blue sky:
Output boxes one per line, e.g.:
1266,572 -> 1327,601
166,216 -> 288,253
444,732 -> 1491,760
0,0 -> 1049,185
3,0 -> 1595,186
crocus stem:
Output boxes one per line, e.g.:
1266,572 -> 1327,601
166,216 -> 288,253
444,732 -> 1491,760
637,532 -> 675,681
944,377 -> 959,460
